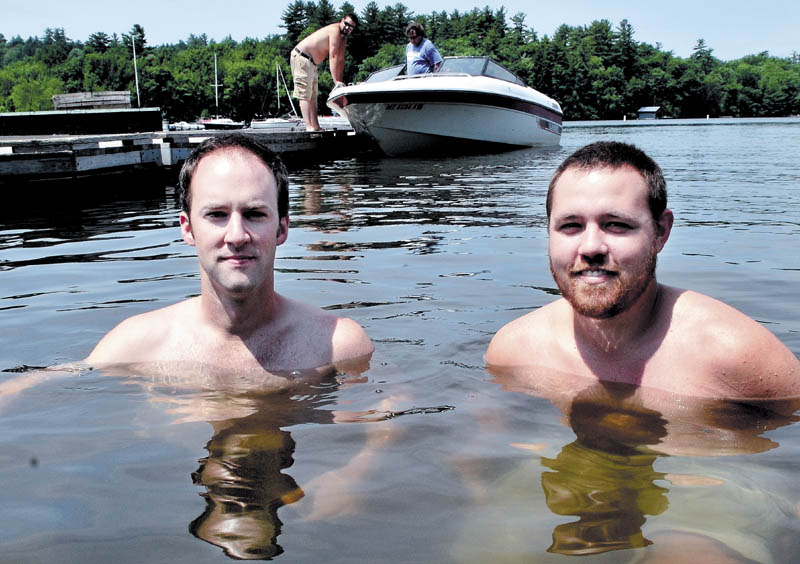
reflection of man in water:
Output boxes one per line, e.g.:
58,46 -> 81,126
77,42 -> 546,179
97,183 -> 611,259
190,423 -> 302,559
188,392 -> 334,560
86,133 -> 373,377
541,389 -> 670,555
486,141 -> 800,398
480,369 -> 800,561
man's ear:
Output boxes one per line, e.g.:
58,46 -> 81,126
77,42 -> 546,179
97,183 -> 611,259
276,216 -> 289,245
655,209 -> 674,252
180,212 -> 195,246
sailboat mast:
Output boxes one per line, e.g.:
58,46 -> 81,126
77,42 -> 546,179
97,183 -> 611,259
132,40 -> 141,108
212,53 -> 222,118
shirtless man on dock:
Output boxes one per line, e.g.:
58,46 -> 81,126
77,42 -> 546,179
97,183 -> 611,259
486,140 -> 800,400
291,13 -> 357,131
86,132 -> 373,379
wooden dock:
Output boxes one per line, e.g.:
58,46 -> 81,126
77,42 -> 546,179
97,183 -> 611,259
0,128 -> 370,183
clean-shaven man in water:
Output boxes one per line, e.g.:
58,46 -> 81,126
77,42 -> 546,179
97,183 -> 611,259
486,141 -> 800,399
86,133 -> 373,377
291,13 -> 357,131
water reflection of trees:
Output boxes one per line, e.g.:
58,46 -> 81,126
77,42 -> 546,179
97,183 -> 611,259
288,152 -> 554,236
0,175 -> 178,269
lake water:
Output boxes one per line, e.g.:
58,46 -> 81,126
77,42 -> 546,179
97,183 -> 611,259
2,117 -> 799,563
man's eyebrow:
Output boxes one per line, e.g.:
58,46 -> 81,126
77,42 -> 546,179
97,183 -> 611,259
602,211 -> 641,222
551,211 -> 640,222
197,200 -> 270,210
198,201 -> 225,210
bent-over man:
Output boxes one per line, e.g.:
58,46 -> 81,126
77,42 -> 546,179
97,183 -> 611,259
291,13 -> 357,131
486,141 -> 800,400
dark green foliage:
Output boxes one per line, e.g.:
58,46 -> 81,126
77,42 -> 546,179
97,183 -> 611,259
1,2 -> 798,120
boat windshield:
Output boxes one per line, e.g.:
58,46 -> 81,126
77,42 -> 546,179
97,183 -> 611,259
365,64 -> 406,83
438,57 -> 526,86
363,57 -> 527,86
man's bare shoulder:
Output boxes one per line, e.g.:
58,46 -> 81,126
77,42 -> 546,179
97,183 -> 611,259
485,299 -> 569,366
666,287 -> 800,396
280,296 -> 373,368
86,299 -> 196,366
331,316 -> 374,367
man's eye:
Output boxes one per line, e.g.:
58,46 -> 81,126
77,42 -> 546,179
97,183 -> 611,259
606,222 -> 632,232
206,211 -> 226,219
558,222 -> 582,232
244,211 -> 267,219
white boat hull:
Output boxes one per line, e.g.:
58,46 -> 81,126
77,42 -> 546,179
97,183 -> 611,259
328,62 -> 562,156
344,98 -> 559,156
249,117 -> 305,132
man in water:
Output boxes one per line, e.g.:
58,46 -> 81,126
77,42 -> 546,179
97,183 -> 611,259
291,13 -> 358,131
86,133 -> 373,375
405,22 -> 442,75
486,141 -> 800,398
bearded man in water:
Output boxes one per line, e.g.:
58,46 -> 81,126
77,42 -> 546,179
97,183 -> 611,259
486,141 -> 800,399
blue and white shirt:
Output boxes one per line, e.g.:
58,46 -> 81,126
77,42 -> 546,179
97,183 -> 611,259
406,39 -> 443,75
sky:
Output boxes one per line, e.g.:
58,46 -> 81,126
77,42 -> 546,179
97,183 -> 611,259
4,0 -> 798,62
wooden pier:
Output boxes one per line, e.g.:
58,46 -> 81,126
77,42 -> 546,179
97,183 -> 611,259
0,128 -> 370,184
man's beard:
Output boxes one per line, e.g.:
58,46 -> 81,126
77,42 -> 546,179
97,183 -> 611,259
551,245 -> 658,319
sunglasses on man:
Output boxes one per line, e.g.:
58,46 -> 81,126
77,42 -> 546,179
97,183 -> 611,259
343,21 -> 356,30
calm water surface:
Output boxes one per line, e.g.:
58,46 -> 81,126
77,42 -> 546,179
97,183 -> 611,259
1,118 -> 799,562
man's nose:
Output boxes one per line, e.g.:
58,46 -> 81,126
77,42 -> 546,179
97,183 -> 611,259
578,225 -> 608,258
224,214 -> 250,246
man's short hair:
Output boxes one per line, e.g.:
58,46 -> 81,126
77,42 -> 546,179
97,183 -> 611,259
178,133 -> 289,219
406,22 -> 425,37
343,12 -> 359,26
546,141 -> 667,222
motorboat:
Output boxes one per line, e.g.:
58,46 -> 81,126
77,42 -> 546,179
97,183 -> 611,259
249,116 -> 305,132
168,120 -> 202,131
198,117 -> 246,130
327,56 -> 563,156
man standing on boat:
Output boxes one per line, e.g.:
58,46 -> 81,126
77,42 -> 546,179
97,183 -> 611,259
486,141 -> 800,400
405,22 -> 442,75
291,13 -> 358,131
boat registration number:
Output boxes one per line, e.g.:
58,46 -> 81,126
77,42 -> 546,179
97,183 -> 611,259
386,103 -> 424,110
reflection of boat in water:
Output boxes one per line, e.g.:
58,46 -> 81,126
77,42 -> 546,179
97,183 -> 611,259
326,56 -> 563,156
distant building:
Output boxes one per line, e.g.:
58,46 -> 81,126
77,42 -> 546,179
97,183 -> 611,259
637,106 -> 662,120
52,91 -> 132,111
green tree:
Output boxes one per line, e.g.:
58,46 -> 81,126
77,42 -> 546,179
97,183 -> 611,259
123,24 -> 147,56
11,76 -> 63,110
86,32 -> 111,53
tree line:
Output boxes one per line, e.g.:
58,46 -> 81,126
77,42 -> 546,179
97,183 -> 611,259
2,1 -> 798,121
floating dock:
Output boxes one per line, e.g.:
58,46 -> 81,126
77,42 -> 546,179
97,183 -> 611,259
0,107 -> 371,183
0,128 -> 367,183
